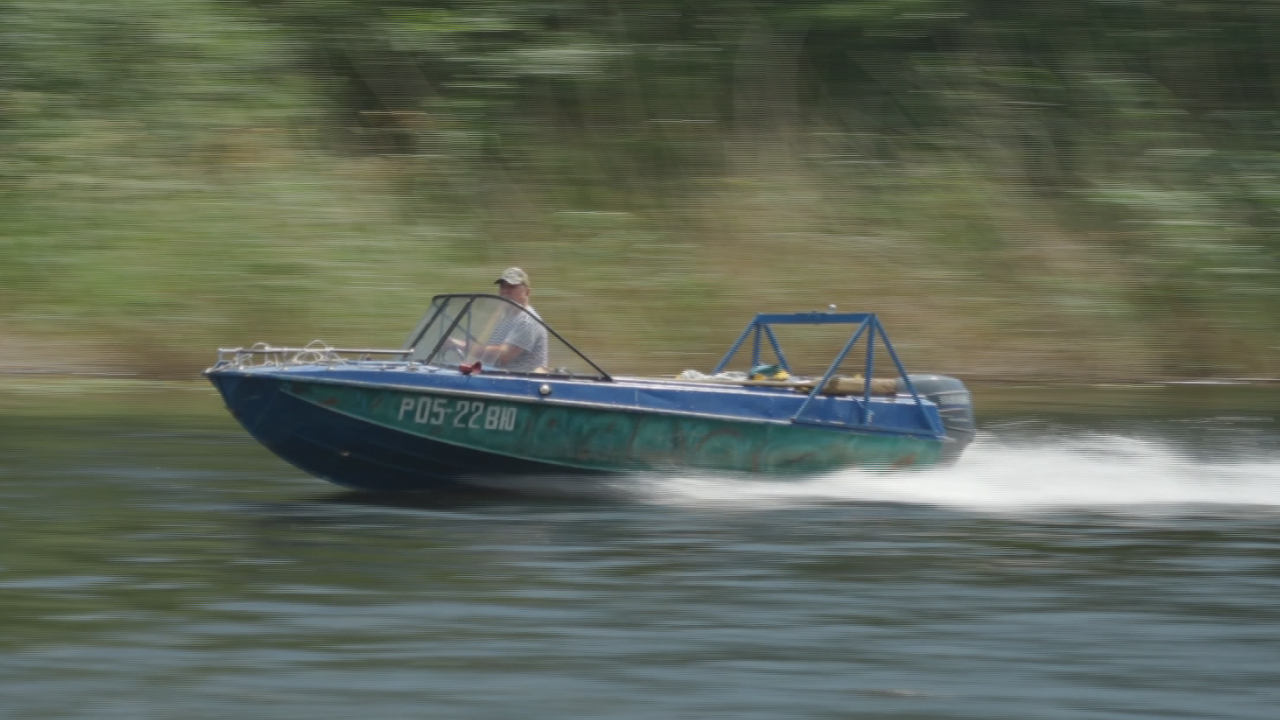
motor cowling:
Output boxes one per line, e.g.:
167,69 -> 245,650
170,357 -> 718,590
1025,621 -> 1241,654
906,374 -> 976,464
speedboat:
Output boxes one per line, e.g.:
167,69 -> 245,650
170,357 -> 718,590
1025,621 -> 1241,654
206,293 -> 975,493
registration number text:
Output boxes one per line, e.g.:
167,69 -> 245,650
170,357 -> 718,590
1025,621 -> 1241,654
398,396 -> 517,431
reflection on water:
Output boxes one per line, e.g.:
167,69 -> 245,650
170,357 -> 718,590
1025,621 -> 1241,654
2,384 -> 1279,719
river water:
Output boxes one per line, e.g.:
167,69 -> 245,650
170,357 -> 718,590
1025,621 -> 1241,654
3,383 -> 1279,719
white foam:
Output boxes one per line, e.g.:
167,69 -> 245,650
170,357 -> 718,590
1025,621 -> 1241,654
638,434 -> 1280,512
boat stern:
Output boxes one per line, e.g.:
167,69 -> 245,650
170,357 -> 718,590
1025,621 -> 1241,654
906,373 -> 976,463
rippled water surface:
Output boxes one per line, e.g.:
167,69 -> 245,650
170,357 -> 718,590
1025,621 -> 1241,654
3,383 -> 1279,719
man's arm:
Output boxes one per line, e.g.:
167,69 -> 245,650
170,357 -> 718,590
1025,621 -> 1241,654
478,342 -> 524,367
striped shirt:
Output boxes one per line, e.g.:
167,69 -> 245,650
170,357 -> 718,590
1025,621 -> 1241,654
487,304 -> 548,372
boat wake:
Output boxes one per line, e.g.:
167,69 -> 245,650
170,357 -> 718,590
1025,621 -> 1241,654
636,432 -> 1280,512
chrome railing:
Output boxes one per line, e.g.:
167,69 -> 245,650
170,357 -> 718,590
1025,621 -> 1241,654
211,341 -> 411,369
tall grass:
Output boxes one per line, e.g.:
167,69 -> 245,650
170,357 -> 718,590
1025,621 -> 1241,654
4,121 -> 1276,381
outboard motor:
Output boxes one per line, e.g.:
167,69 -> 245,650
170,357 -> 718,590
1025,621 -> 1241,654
906,374 -> 976,464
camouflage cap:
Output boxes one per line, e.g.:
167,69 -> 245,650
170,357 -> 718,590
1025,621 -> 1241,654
495,267 -> 530,287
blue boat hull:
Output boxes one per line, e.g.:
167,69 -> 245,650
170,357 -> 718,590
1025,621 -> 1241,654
208,368 -> 954,493
211,373 -> 610,493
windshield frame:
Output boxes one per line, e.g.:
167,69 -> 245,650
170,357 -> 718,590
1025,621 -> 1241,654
403,293 -> 612,381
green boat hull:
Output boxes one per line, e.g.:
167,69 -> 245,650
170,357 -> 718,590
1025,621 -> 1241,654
283,381 -> 944,476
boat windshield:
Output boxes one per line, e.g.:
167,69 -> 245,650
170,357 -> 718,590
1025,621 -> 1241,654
402,294 -> 610,380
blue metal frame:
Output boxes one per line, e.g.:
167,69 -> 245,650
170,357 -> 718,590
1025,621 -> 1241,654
711,311 -> 940,435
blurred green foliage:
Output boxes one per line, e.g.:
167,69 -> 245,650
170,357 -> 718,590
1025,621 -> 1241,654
2,0 -> 1278,380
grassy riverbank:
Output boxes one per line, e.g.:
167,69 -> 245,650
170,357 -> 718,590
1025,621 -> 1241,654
1,137 -> 1277,383
4,134 -> 1278,383
0,377 -> 225,419
3,1 -> 1278,382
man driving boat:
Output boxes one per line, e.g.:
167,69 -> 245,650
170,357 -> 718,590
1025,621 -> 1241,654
474,267 -> 548,372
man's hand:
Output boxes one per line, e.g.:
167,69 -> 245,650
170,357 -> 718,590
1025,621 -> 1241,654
444,337 -> 468,359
